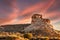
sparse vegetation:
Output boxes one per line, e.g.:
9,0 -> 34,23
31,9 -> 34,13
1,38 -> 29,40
0,32 -> 60,40
24,33 -> 33,39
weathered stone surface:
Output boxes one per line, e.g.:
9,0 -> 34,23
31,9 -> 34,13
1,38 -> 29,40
24,14 -> 60,37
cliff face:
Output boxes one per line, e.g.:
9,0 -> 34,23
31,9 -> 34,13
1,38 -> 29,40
24,14 -> 60,37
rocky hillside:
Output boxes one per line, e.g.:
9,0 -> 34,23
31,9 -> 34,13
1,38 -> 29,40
0,14 -> 60,37
23,14 -> 60,37
0,24 -> 30,32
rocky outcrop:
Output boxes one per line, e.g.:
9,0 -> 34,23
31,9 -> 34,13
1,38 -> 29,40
0,14 -> 60,37
23,14 -> 60,37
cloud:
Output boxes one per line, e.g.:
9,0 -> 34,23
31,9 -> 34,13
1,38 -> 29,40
0,0 -> 60,26
18,0 -> 55,18
0,0 -> 18,25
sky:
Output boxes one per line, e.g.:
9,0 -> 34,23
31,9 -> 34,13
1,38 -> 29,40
0,0 -> 60,30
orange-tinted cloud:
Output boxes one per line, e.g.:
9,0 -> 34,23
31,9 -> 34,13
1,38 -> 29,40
40,0 -> 55,13
16,0 -> 55,24
0,0 -> 60,26
19,2 -> 47,16
18,0 -> 55,21
0,0 -> 19,25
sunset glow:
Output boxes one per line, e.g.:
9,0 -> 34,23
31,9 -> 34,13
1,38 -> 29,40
0,0 -> 60,30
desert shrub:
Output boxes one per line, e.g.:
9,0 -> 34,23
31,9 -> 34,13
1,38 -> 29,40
0,37 -> 12,40
24,33 -> 33,39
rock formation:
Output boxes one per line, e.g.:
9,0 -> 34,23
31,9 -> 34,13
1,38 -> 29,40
23,14 -> 60,37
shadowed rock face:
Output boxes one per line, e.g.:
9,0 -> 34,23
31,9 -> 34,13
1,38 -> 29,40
24,14 -> 60,37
